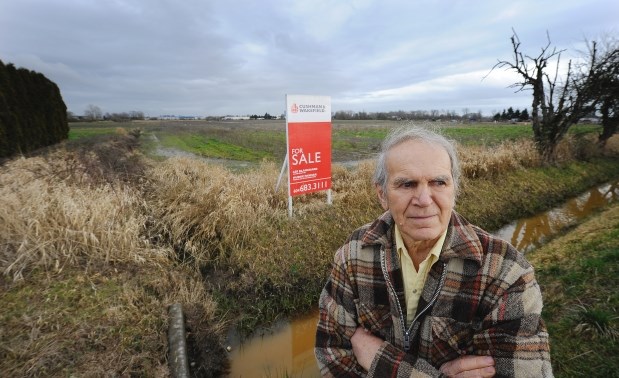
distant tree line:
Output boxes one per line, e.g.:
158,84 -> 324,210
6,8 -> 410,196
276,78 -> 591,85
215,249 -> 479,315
250,113 -> 276,120
332,109 -> 487,122
104,111 -> 145,122
69,104 -> 146,122
0,59 -> 68,159
492,107 -> 530,122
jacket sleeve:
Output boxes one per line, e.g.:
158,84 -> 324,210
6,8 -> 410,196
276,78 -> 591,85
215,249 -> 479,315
367,342 -> 440,378
471,266 -> 554,377
314,247 -> 366,377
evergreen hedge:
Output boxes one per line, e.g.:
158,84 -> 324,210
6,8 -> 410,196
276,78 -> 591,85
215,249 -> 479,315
0,59 -> 68,158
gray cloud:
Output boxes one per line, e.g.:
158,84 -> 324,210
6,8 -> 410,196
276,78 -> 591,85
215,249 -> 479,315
1,0 -> 617,117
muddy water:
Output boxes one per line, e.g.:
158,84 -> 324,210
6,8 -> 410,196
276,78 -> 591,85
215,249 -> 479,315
226,180 -> 619,377
226,311 -> 319,377
493,181 -> 619,253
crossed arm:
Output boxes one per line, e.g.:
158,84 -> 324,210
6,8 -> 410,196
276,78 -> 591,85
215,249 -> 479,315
351,327 -> 496,377
315,259 -> 553,377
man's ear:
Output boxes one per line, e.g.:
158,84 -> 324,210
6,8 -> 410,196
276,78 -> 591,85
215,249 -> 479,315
375,184 -> 389,210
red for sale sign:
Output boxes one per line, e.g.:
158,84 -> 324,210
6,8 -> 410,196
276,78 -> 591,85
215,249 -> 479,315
286,95 -> 331,197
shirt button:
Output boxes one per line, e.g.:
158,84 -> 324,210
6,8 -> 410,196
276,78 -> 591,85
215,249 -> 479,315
413,289 -> 418,294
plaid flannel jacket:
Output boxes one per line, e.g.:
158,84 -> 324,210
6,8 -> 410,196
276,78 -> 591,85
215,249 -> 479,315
315,211 -> 553,377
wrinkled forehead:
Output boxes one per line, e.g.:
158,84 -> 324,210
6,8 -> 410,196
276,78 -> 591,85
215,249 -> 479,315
386,138 -> 451,161
384,139 -> 453,178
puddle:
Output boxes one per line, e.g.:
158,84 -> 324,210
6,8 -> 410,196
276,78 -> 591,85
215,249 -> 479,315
226,311 -> 319,377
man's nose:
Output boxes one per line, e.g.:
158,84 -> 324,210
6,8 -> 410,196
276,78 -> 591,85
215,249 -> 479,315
414,185 -> 433,206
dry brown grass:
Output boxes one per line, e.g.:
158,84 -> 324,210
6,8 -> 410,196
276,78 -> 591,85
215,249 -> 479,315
459,139 -> 541,178
603,133 -> 619,154
0,141 -> 226,377
146,158 -> 289,265
2,131 -> 618,375
458,133 -> 619,179
0,153 -> 167,281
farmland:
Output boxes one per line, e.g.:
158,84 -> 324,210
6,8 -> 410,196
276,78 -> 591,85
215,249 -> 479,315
69,119 -> 561,164
1,119 -> 618,376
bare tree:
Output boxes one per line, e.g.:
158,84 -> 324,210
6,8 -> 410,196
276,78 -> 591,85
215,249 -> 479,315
582,39 -> 619,147
489,31 -> 600,163
84,104 -> 102,121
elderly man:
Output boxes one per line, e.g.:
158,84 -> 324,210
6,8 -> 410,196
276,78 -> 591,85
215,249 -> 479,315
315,126 -> 553,377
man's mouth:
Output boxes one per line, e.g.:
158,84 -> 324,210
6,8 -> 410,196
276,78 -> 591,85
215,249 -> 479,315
408,214 -> 436,219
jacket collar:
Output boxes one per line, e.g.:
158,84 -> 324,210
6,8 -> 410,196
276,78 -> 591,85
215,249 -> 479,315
361,210 -> 483,266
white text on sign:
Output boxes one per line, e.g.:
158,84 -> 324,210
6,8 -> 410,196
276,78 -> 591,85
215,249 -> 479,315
292,179 -> 330,194
291,148 -> 321,165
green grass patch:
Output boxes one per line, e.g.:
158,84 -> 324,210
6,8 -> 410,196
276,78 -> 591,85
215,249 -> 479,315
331,128 -> 385,158
159,133 -> 270,161
68,127 -> 119,140
445,123 -> 599,146
529,203 -> 619,377
0,266 -> 167,376
211,129 -> 287,159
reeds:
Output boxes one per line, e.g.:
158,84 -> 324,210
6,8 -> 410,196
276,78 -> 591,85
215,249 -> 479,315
459,139 -> 540,178
146,157 -> 288,264
0,141 -> 226,376
0,152 -> 168,281
2,133 -> 614,290
2,131 -> 618,375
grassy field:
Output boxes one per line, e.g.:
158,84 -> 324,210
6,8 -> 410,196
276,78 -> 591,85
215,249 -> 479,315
1,121 -> 618,376
68,119 -> 602,164
529,202 -> 619,377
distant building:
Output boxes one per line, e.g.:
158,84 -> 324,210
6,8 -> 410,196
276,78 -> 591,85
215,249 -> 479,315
222,116 -> 251,120
158,115 -> 201,120
579,117 -> 601,124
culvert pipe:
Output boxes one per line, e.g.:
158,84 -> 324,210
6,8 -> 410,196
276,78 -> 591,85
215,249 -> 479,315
168,303 -> 190,378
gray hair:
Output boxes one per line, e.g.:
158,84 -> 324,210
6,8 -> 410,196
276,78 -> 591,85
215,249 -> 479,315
373,125 -> 461,196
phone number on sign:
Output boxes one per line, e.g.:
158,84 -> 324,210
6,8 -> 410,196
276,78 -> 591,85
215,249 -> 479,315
296,180 -> 329,193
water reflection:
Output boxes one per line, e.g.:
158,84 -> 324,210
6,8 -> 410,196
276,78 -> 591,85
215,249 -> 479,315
227,311 -> 319,377
227,180 -> 619,377
493,181 -> 619,253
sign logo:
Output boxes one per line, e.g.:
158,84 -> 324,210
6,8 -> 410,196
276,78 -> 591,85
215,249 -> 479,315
290,103 -> 299,113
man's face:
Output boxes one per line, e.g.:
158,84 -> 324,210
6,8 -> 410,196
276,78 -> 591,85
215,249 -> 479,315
376,139 -> 456,246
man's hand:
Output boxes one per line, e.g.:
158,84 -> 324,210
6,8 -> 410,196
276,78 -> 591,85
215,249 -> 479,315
439,355 -> 495,378
351,326 -> 495,377
350,326 -> 383,371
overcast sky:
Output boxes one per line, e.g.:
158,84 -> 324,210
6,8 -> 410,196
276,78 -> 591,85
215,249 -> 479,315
1,0 -> 617,117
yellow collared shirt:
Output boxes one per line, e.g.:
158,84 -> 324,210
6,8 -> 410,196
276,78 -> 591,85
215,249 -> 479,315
395,225 -> 446,327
